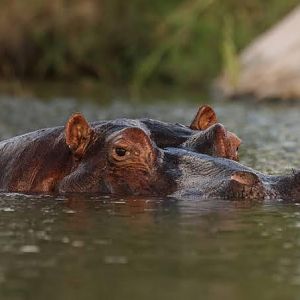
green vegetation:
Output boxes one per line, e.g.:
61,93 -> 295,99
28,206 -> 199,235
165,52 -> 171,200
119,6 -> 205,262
0,0 -> 298,93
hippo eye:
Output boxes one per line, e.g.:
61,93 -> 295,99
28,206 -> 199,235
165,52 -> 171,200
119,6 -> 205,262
115,147 -> 127,157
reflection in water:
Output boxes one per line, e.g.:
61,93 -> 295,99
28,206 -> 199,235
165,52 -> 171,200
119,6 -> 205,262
1,194 -> 300,300
1,97 -> 300,299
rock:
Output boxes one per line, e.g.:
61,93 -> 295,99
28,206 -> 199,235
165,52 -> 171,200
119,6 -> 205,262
216,6 -> 300,101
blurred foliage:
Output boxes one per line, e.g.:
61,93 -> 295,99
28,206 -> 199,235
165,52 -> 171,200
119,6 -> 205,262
0,0 -> 298,92
221,17 -> 240,89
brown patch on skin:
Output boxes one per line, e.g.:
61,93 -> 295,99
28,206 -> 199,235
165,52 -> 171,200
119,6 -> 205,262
229,171 -> 265,200
11,151 -> 73,193
14,164 -> 61,192
231,171 -> 259,186
190,105 -> 218,130
33,172 -> 68,192
65,113 -> 94,159
104,127 -> 159,195
0,126 -> 75,193
35,176 -> 57,192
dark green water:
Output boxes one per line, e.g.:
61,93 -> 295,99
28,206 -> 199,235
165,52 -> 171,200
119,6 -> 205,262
1,96 -> 300,300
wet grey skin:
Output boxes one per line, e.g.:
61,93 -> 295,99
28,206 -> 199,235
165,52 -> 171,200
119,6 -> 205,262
92,118 -> 193,147
93,118 -> 233,155
162,147 -> 300,201
181,124 -> 225,155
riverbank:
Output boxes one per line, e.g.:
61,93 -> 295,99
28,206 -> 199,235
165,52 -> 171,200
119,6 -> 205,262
0,0 -> 297,93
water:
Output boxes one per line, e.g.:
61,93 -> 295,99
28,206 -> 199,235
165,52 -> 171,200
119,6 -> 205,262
1,95 -> 300,300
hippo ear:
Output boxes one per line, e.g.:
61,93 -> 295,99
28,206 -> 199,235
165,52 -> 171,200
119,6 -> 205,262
231,171 -> 260,186
227,131 -> 242,161
212,124 -> 227,158
190,105 -> 217,130
211,124 -> 241,161
65,113 -> 94,158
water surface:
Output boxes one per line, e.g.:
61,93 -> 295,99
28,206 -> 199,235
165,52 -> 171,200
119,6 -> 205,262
1,95 -> 300,300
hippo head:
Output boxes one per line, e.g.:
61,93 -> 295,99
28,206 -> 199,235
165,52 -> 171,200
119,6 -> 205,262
59,114 -> 173,195
58,113 -> 264,199
164,148 -> 266,200
186,105 -> 241,161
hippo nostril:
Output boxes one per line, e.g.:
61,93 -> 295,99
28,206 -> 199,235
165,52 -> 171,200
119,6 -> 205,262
115,147 -> 127,157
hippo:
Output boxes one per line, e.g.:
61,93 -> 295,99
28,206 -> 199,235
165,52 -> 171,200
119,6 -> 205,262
0,109 -> 298,201
141,105 -> 241,161
92,105 -> 241,161
0,107 -> 239,194
62,119 -> 300,201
